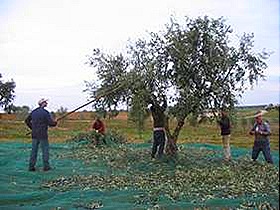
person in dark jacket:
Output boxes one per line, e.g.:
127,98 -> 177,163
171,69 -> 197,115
249,110 -> 273,164
218,110 -> 231,161
25,98 -> 57,171
150,98 -> 167,159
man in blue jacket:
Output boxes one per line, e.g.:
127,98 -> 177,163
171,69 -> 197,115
25,98 -> 57,171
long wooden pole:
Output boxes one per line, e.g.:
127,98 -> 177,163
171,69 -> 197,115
56,98 -> 98,122
26,84 -> 123,135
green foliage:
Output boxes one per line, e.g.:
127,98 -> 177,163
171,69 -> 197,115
0,73 -> 16,110
165,16 -> 269,116
240,117 -> 249,132
56,106 -> 68,126
45,144 -> 279,208
187,113 -> 199,127
128,93 -> 150,138
107,110 -> 119,119
15,106 -> 30,120
104,129 -> 127,144
56,106 -> 68,115
94,109 -> 107,119
85,49 -> 129,113
85,16 -> 269,147
67,129 -> 127,146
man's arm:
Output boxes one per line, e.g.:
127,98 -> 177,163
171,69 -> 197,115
260,122 -> 271,136
249,123 -> 257,135
47,112 -> 57,127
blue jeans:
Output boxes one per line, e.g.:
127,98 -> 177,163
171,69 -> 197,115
252,140 -> 273,164
151,130 -> 165,158
29,138 -> 50,169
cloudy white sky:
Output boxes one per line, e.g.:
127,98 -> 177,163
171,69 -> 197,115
0,0 -> 279,111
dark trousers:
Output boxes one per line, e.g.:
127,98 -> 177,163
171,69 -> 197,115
252,140 -> 273,164
151,130 -> 165,158
29,138 -> 50,169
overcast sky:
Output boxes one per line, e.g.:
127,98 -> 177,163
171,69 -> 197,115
0,0 -> 279,112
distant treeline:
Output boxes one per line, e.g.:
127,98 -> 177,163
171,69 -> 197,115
1,103 -> 278,121
236,103 -> 279,110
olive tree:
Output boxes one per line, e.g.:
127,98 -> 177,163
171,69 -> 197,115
163,16 -> 269,153
86,16 -> 270,155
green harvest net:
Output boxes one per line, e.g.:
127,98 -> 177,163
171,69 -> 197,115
0,139 -> 278,210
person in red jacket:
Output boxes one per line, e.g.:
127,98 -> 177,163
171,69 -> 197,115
92,116 -> 105,135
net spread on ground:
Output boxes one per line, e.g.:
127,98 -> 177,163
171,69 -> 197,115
0,139 -> 278,209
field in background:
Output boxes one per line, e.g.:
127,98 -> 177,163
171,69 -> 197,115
0,109 -> 279,150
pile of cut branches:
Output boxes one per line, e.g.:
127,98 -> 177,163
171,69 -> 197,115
46,143 -> 279,209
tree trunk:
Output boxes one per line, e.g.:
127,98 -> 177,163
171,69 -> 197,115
165,116 -> 185,155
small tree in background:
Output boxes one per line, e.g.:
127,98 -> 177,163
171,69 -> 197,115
4,105 -> 30,120
128,93 -> 150,139
56,106 -> 68,126
0,73 -> 16,111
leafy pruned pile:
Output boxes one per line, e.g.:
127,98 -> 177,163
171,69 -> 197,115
45,144 -> 279,209
66,130 -> 127,146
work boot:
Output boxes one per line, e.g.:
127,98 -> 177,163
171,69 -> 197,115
28,167 -> 35,172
